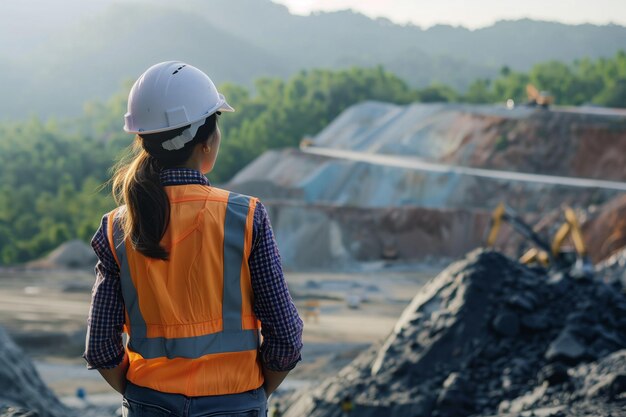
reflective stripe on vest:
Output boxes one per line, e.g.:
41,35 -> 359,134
111,193 -> 259,360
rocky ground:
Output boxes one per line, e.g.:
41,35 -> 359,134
0,326 -> 69,417
282,249 -> 626,417
2,249 -> 625,416
0,265 -> 433,417
3,249 -> 626,417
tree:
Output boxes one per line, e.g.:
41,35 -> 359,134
418,83 -> 458,103
464,79 -> 494,103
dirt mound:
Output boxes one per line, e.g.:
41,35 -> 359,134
283,249 -> 626,417
0,326 -> 70,417
27,240 -> 96,270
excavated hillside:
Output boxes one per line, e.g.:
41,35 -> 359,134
310,102 -> 626,180
262,201 -> 491,269
450,109 -> 626,181
227,102 -> 626,268
283,250 -> 626,417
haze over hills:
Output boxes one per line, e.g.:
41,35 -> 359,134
2,0 -> 626,120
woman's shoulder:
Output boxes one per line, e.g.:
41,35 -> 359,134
92,206 -> 127,241
101,205 -> 127,224
208,186 -> 261,206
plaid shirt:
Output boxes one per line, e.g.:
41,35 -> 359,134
83,168 -> 303,372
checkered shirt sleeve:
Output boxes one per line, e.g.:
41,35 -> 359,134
251,202 -> 304,371
83,214 -> 125,369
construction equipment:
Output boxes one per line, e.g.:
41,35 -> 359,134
486,203 -> 593,278
526,84 -> 554,109
299,136 -> 314,150
486,203 -> 555,265
550,207 -> 594,279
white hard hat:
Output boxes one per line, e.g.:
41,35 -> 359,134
124,61 -> 234,150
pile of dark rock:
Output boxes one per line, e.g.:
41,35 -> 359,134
284,249 -> 626,417
0,326 -> 119,417
0,326 -> 70,417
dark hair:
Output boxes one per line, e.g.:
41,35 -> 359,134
112,113 -> 218,260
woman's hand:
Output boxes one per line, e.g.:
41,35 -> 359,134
262,364 -> 290,397
97,354 -> 129,395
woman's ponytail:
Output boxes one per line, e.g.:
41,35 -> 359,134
112,141 -> 170,260
111,113 -> 218,260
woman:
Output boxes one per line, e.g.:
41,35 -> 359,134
84,61 -> 303,417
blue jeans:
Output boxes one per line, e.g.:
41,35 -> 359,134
122,382 -> 267,417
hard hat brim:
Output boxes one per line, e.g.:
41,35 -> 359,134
215,94 -> 235,113
124,94 -> 235,135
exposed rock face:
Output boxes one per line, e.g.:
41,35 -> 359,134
229,148 -> 615,213
263,202 -> 490,269
230,151 -> 615,268
230,102 -> 626,209
227,102 -> 626,268
284,249 -> 626,417
0,327 -> 70,417
309,102 -> 626,181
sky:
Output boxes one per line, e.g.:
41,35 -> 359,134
271,0 -> 626,29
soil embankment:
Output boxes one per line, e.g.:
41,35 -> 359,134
228,102 -> 626,268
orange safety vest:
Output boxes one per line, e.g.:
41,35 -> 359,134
106,184 -> 264,396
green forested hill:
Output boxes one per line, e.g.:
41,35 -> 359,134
1,52 -> 625,265
0,120 -> 116,264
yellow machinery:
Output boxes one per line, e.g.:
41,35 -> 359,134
487,203 -> 593,278
486,203 -> 555,265
526,84 -> 554,108
299,136 -> 314,149
550,207 -> 594,279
